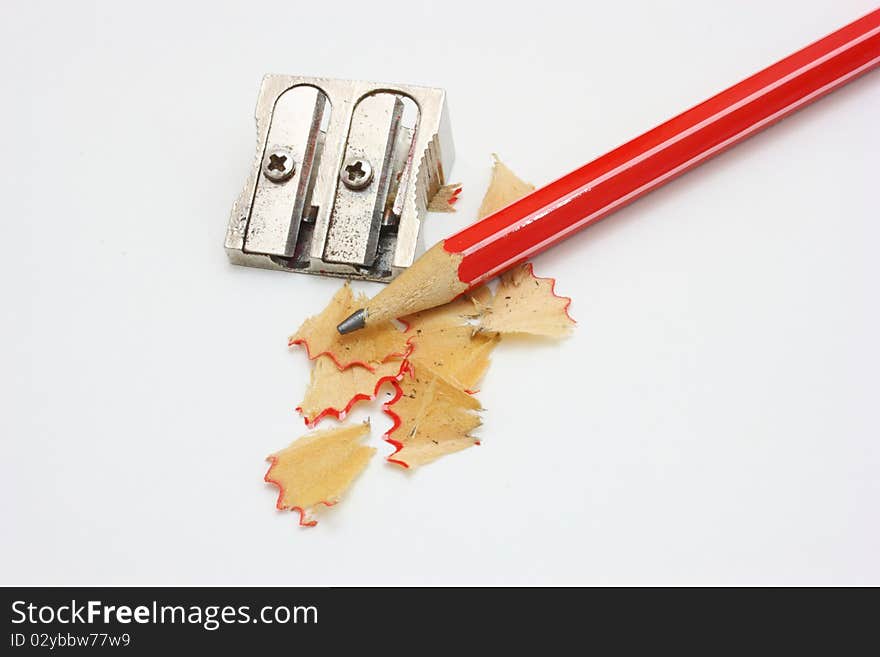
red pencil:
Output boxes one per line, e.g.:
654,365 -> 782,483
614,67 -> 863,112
338,8 -> 880,334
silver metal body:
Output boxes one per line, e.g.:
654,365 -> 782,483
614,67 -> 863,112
225,75 -> 454,282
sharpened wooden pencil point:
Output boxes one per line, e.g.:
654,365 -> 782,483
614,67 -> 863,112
342,242 -> 469,331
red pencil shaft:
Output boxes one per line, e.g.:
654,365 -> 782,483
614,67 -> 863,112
444,9 -> 880,286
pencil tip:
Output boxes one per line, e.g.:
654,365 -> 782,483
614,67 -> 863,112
337,308 -> 366,334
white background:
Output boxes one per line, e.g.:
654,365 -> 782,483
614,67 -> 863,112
2,0 -> 878,585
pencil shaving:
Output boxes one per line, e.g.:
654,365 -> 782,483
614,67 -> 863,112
466,284 -> 494,310
479,263 -> 575,338
427,182 -> 462,212
477,154 -> 536,219
289,283 -> 410,370
264,422 -> 374,527
383,362 -> 482,469
402,290 -> 498,391
297,356 -> 410,426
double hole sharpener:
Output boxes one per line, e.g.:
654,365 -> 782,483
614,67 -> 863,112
225,76 -> 454,282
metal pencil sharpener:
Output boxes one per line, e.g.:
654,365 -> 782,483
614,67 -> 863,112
225,76 -> 454,282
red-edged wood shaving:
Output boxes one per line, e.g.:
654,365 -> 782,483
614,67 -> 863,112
427,182 -> 463,212
478,263 -> 576,338
382,360 -> 482,468
288,283 -> 410,370
401,289 -> 498,392
297,356 -> 410,427
264,422 -> 374,527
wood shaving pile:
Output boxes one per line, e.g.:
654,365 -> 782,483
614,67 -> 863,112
266,157 -> 577,526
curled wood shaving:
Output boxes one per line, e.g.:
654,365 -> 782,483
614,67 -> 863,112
297,356 -> 409,426
264,422 -> 374,526
383,362 -> 481,468
479,263 -> 575,337
427,182 -> 462,212
477,153 -> 536,220
289,283 -> 409,370
402,288 -> 498,391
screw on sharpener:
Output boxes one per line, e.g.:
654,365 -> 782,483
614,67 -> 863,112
263,148 -> 296,182
225,76 -> 455,283
341,157 -> 373,190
